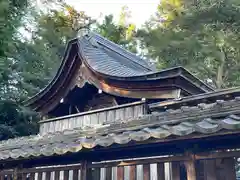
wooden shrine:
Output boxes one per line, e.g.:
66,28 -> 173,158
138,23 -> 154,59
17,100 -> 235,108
0,30 -> 240,180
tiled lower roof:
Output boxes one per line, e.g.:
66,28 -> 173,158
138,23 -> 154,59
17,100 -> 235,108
0,97 -> 240,160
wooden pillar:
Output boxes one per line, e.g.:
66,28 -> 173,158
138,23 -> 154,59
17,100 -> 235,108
0,174 -> 4,180
129,166 -> 136,180
92,168 -> 100,180
45,171 -> 51,180
143,164 -> 150,180
171,162 -> 181,180
63,170 -> 69,180
38,172 -> 43,180
185,160 -> 197,180
81,161 -> 92,180
13,168 -> 18,180
183,152 -> 197,180
54,171 -> 60,180
106,167 -> 112,180
29,172 -> 35,180
21,172 -> 27,180
117,166 -> 124,180
157,163 -> 165,180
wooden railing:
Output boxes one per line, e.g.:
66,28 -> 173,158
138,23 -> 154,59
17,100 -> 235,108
39,101 -> 147,135
0,164 -> 82,180
0,152 -> 237,180
0,156 -> 180,180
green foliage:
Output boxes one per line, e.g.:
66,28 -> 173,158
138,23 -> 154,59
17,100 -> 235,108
0,0 -> 40,140
156,0 -> 184,27
95,14 -> 137,53
0,100 -> 39,140
138,0 -> 240,88
0,0 -> 29,100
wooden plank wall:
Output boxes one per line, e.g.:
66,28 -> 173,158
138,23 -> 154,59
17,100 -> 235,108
202,158 -> 237,180
40,103 -> 145,135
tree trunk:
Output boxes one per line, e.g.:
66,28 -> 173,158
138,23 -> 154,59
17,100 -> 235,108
216,48 -> 226,89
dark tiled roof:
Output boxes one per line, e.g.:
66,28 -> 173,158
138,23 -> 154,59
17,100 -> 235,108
79,32 -> 155,77
1,96 -> 240,160
150,87 -> 240,110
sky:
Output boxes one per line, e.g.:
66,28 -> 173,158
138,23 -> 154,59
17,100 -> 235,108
65,0 -> 159,27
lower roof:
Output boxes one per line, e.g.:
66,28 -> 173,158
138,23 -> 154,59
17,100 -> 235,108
150,87 -> 240,110
1,91 -> 240,161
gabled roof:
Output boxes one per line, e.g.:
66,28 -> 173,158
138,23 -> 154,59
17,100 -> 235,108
24,31 -> 213,114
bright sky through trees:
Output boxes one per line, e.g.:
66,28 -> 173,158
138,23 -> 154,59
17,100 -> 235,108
65,0 -> 159,27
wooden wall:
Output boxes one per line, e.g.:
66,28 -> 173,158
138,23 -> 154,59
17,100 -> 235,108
39,102 -> 146,135
84,93 -> 118,111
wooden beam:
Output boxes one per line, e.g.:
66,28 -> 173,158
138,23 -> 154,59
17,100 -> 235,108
195,149 -> 240,160
90,155 -> 189,168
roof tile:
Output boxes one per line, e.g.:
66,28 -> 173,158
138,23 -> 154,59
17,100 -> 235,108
0,97 -> 240,160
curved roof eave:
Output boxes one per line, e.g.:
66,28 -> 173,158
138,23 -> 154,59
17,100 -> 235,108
23,39 -> 79,107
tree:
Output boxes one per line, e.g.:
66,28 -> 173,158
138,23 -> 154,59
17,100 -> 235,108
138,0 -> 240,89
17,4 -> 94,98
155,0 -> 184,27
95,7 -> 137,53
0,0 -> 30,100
0,100 -> 39,140
0,0 -> 40,140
